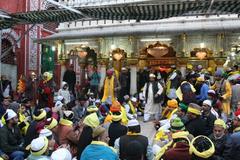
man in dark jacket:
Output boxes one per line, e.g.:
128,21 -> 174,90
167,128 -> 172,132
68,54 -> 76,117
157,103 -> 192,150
163,131 -> 192,160
202,100 -> 217,136
24,109 -> 47,147
0,109 -> 25,160
209,119 -> 231,160
185,103 -> 206,137
108,111 -> 127,146
63,65 -> 76,96
223,114 -> 240,160
114,119 -> 153,160
119,67 -> 130,103
0,97 -> 10,118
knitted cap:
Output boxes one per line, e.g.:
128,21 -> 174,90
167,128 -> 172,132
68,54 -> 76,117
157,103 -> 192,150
170,117 -> 185,132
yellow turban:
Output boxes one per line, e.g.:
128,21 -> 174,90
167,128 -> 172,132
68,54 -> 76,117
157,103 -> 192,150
167,99 -> 178,108
187,103 -> 201,116
112,112 -> 122,122
189,136 -> 215,159
33,109 -> 47,121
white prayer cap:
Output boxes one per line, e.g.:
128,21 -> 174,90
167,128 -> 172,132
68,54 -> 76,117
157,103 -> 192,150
39,128 -> 52,138
127,119 -> 140,127
30,137 -> 48,156
203,100 -> 212,107
149,73 -> 156,78
5,109 -> 17,121
131,97 -> 137,103
51,148 -> 72,160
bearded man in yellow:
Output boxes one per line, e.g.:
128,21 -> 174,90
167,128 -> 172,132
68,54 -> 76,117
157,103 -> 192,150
101,69 -> 121,103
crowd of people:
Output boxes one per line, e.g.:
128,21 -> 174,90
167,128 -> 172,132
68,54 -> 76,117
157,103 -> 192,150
0,63 -> 240,160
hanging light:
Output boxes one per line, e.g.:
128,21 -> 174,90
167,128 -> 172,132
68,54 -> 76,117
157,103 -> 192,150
196,51 -> 207,60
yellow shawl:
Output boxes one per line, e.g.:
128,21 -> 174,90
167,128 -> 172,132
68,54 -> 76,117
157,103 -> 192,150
102,76 -> 115,102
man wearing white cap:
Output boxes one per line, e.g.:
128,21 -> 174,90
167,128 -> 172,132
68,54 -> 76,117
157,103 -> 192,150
0,109 -> 25,160
143,73 -> 164,122
114,119 -> 153,160
124,97 -> 138,119
58,81 -> 71,105
27,136 -> 50,160
202,100 -> 217,136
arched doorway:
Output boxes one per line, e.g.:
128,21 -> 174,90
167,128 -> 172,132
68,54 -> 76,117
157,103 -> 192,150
1,38 -> 17,89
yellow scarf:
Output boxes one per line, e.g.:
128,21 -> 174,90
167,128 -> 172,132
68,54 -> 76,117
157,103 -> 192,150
233,127 -> 240,133
59,119 -> 73,126
166,70 -> 176,95
102,76 -> 115,102
128,101 -> 136,114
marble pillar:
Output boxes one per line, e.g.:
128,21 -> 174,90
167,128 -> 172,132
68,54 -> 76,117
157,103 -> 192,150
130,65 -> 137,95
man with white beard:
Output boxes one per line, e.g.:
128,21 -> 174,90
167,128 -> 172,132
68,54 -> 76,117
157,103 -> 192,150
143,73 -> 163,122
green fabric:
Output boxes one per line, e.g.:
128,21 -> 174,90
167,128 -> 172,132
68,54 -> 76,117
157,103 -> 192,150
41,45 -> 54,74
179,103 -> 188,112
171,117 -> 185,132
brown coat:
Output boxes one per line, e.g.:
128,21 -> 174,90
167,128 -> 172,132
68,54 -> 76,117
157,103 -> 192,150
162,142 -> 191,160
57,119 -> 80,156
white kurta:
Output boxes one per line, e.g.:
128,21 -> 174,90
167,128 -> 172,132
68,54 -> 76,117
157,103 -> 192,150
143,82 -> 163,115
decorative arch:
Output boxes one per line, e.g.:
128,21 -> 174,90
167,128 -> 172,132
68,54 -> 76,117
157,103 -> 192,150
1,29 -> 20,52
41,0 -> 57,10
140,42 -> 176,58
